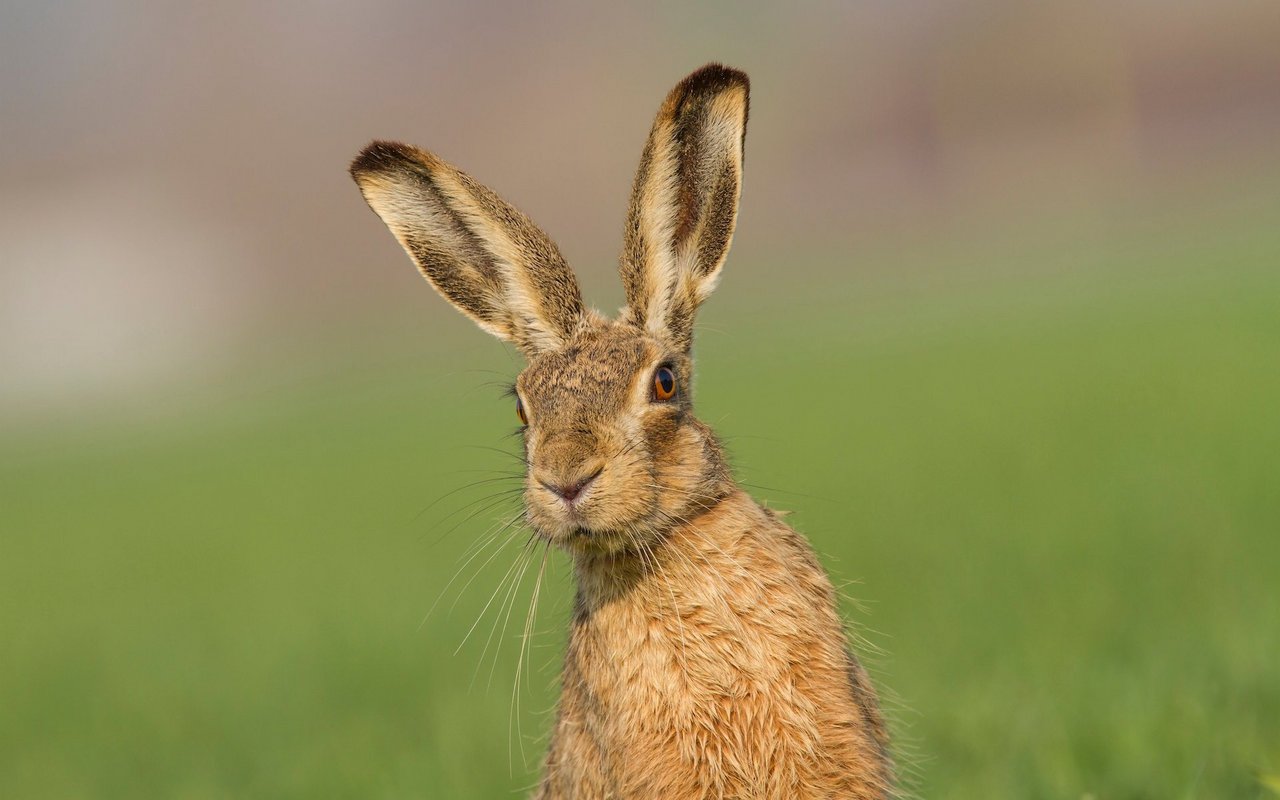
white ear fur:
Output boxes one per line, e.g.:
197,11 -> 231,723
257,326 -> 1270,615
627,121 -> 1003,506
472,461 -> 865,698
351,141 -> 584,356
620,64 -> 749,351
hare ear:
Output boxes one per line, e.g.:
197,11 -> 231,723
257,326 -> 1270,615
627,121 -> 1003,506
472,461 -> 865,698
620,64 -> 749,352
351,141 -> 584,356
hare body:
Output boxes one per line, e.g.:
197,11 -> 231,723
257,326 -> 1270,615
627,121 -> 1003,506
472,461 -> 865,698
352,64 -> 893,799
542,487 -> 891,799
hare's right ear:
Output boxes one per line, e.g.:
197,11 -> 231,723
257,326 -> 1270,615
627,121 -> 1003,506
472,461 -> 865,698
350,141 -> 584,357
620,64 -> 749,352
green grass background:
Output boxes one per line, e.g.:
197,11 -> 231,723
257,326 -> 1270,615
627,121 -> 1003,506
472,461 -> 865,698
3,196 -> 1278,798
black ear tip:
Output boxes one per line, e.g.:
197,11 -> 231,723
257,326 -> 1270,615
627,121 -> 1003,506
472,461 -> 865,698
349,140 -> 416,179
680,63 -> 750,96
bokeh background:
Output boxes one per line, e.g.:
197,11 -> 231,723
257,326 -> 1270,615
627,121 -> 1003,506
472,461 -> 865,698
3,2 -> 1278,797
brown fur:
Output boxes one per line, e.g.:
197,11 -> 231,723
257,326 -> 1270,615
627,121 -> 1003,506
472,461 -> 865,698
350,63 -> 893,799
350,141 -> 584,356
620,64 -> 748,353
542,490 -> 891,799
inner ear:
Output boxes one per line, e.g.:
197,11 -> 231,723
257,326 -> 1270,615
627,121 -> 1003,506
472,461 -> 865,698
618,65 -> 749,352
351,140 -> 585,357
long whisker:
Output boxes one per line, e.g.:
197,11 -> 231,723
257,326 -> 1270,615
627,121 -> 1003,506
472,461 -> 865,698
511,540 -> 550,768
445,511 -> 530,617
413,475 -> 523,523
449,499 -> 527,564
451,468 -> 526,476
455,529 -> 536,654
735,480 -> 833,504
488,537 -> 539,773
422,487 -> 525,547
612,437 -> 645,463
420,514 -> 528,635
459,444 -> 531,467
637,481 -> 715,502
478,533 -> 538,697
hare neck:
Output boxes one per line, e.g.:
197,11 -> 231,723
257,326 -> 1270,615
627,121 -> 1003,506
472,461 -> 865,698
554,489 -> 893,797
570,487 -> 760,613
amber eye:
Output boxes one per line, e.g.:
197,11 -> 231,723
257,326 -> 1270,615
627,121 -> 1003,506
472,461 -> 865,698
516,397 -> 528,425
653,366 -> 677,401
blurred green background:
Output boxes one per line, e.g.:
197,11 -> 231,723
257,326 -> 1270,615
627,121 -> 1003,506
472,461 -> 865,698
3,2 -> 1279,798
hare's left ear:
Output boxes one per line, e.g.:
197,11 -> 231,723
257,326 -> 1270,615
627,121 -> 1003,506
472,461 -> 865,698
620,64 -> 749,352
351,141 -> 584,357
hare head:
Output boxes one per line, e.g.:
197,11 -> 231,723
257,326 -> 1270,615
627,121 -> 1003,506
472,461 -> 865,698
351,65 -> 748,556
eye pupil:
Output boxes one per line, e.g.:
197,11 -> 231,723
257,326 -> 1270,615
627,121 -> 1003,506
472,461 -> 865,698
653,366 -> 677,401
516,397 -> 528,425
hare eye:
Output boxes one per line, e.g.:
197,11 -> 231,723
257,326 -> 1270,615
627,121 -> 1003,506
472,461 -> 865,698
653,366 -> 677,401
516,397 -> 528,425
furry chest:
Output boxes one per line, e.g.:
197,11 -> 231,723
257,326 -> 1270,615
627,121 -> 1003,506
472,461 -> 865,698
567,585 -> 826,773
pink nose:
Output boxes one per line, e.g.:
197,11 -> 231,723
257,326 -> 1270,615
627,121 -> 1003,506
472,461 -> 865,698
539,468 -> 601,503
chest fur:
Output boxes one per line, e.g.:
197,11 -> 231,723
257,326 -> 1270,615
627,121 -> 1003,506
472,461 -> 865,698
556,509 -> 881,798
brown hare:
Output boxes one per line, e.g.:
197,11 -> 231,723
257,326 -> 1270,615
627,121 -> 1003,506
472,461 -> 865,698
350,63 -> 893,799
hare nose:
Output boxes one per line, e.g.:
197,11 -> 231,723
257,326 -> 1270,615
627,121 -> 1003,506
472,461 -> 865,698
538,467 -> 602,503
